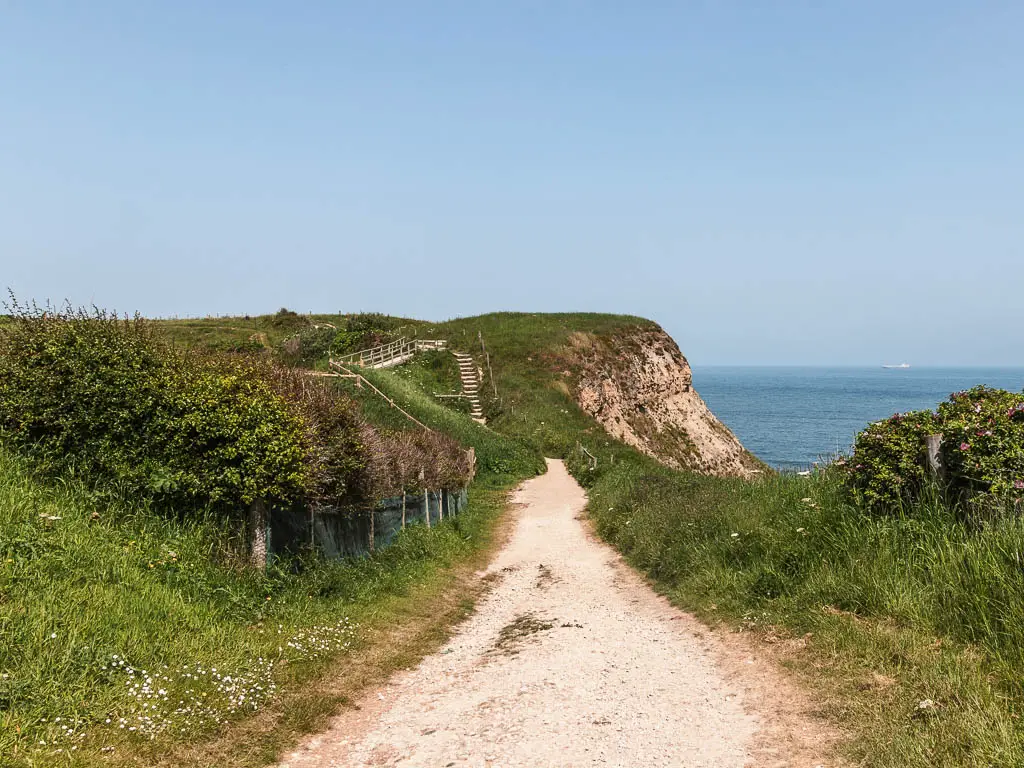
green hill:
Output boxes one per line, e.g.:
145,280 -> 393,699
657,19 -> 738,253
8,307 -> 1022,767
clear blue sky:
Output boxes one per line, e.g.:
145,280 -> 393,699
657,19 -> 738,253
3,2 -> 1022,365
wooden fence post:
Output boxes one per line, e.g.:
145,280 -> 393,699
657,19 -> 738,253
368,508 -> 375,553
926,434 -> 944,480
401,491 -> 407,529
249,499 -> 268,569
424,487 -> 430,528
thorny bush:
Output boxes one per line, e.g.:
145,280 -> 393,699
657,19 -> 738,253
843,386 -> 1024,514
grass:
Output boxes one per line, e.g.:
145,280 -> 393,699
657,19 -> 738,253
151,310 -> 657,462
154,313 -> 429,355
0,446 -> 518,767
430,313 -> 658,458
99,309 -> 1024,764
583,457 -> 1024,767
330,361 -> 546,487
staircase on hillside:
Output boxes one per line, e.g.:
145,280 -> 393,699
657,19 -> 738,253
453,352 -> 486,424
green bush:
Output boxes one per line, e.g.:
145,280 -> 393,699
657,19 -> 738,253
0,301 -> 310,516
844,386 -> 1024,513
843,409 -> 939,511
937,386 -> 1024,503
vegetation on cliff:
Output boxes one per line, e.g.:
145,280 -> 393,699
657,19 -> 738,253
0,304 -> 542,766
9,302 -> 1022,768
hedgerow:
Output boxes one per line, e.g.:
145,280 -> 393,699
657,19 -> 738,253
0,300 -> 473,521
0,300 -> 311,516
843,386 -> 1024,514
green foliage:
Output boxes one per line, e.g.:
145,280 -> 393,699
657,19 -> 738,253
583,456 -> 1024,767
331,313 -> 411,355
0,445 -> 508,765
336,366 -> 545,488
844,387 -> 1024,514
269,307 -> 309,330
279,326 -> 338,367
843,409 -> 940,511
0,301 -> 311,516
937,386 -> 1024,503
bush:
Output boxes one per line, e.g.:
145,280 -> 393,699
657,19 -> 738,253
937,386 -> 1024,503
844,386 -> 1024,513
331,313 -> 406,355
844,409 -> 939,511
269,307 -> 309,330
0,301 -> 311,516
0,300 -> 479,523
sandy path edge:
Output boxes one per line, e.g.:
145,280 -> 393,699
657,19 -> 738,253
278,460 -> 841,767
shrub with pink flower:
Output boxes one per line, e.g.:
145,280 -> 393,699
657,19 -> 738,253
846,385 -> 1024,513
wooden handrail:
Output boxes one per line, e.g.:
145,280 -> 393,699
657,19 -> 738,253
328,360 -> 433,432
334,337 -> 448,368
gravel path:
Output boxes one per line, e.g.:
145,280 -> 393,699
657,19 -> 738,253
279,460 -> 824,768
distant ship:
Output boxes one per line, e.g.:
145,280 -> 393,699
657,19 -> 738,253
882,363 -> 911,369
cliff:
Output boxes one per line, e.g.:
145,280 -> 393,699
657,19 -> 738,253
562,328 -> 762,478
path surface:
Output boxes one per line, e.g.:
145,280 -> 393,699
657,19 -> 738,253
280,460 -> 827,768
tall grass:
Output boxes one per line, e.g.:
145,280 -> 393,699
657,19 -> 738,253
584,458 -> 1024,766
0,446 -> 510,766
333,365 -> 545,486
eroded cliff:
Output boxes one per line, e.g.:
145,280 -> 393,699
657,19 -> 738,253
562,328 -> 762,478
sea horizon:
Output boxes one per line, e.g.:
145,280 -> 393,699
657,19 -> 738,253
692,365 -> 1024,471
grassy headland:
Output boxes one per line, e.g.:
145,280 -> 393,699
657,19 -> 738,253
10,306 -> 1021,767
0,307 -> 544,766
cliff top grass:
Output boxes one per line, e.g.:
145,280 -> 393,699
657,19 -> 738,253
150,311 -> 659,461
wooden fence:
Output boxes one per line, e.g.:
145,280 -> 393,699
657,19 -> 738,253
332,337 -> 448,368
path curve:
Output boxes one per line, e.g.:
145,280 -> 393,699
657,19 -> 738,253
280,460 -> 828,768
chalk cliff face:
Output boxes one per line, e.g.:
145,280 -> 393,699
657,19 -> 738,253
565,328 -> 762,478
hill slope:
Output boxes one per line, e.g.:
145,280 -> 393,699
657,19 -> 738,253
153,311 -> 760,476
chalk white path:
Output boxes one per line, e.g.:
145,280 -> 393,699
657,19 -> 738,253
280,460 -> 822,768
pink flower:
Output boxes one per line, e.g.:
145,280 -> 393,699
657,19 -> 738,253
960,442 -> 971,451
1015,480 -> 1024,491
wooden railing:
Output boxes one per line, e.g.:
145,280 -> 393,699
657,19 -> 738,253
327,360 -> 433,431
332,337 -> 448,368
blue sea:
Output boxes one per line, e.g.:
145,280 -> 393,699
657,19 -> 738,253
692,367 -> 1024,471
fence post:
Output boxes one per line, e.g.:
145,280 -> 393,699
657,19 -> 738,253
926,434 -> 944,480
249,499 -> 268,569
401,491 -> 407,529
368,508 -> 375,553
424,487 -> 430,528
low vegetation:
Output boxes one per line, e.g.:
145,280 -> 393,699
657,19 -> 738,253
571,397 -> 1024,767
0,301 -> 473,517
0,446 -> 512,766
0,303 -> 543,766
9,302 -> 1022,767
844,385 -> 1024,513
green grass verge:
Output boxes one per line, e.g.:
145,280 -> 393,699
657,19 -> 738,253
583,457 -> 1024,767
0,446 -> 518,767
330,363 -> 545,486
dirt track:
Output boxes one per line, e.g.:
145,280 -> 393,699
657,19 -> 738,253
279,460 -> 834,767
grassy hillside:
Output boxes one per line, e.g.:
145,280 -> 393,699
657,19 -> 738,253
152,310 -> 659,463
149,309 -> 1024,766
0,445 -> 519,767
1,308 -> 547,767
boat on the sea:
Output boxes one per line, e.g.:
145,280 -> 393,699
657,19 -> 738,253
882,363 -> 911,369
